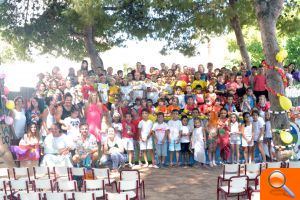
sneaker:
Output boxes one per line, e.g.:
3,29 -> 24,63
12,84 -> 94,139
143,163 -> 149,168
138,161 -> 143,166
152,165 -> 159,169
212,160 -> 217,166
209,162 -> 213,167
128,163 -> 133,168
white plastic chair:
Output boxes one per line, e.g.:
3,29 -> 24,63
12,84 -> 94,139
250,190 -> 260,200
0,168 -> 10,181
106,192 -> 129,200
33,179 -> 54,192
92,168 -> 117,191
266,162 -> 282,169
249,175 -> 260,191
287,161 -> 300,168
9,180 -> 30,198
217,175 -> 248,200
18,192 -> 41,200
118,180 -> 139,200
245,163 -> 261,180
72,192 -> 95,200
120,170 -> 145,198
217,164 -> 240,188
13,168 -> 31,182
33,167 -> 50,180
0,181 -> 7,200
54,167 -> 70,181
44,192 -> 67,200
83,179 -> 105,199
56,180 -> 77,199
69,168 -> 85,179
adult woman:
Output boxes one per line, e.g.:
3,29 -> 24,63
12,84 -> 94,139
11,96 -> 26,145
100,127 -> 125,172
18,123 -> 40,167
40,123 -> 73,167
26,97 -> 42,126
40,97 -> 56,140
85,91 -> 107,141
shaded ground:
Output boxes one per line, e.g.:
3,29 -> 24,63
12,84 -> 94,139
136,166 -> 221,200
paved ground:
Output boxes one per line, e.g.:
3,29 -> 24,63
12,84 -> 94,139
135,166 -> 222,200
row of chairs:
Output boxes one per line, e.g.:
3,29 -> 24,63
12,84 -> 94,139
1,191 -> 132,200
217,161 -> 300,200
0,178 -> 139,200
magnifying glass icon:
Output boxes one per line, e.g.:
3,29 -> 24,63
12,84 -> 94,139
268,170 -> 295,198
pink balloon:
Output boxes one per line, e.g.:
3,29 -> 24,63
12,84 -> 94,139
5,116 -> 13,125
4,87 -> 9,96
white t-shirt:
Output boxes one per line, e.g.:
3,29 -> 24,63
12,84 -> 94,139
152,122 -> 169,144
138,120 -> 153,140
168,120 -> 183,141
97,83 -> 109,104
181,125 -> 190,143
120,85 -> 133,101
253,117 -> 265,141
264,121 -> 272,138
44,134 -> 71,154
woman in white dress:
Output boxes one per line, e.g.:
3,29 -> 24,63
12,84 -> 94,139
11,96 -> 26,145
191,118 -> 206,165
40,123 -> 73,167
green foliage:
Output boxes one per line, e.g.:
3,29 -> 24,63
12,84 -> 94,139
286,35 -> 300,66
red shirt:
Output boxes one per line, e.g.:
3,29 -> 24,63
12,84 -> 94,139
132,118 -> 142,140
253,75 -> 266,91
122,120 -> 137,139
179,74 -> 189,83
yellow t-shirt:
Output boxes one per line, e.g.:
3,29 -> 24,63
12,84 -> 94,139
109,85 -> 120,104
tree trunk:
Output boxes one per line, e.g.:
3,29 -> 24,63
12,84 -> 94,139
254,0 -> 290,160
229,0 -> 252,70
83,26 -> 104,71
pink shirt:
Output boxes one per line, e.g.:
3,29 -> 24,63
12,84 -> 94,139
253,75 -> 266,91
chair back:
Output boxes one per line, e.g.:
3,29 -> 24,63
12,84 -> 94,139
119,180 -> 138,192
230,176 -> 248,193
70,168 -> 85,177
266,162 -> 282,169
106,192 -> 129,200
33,167 -> 50,179
72,192 -> 95,200
0,168 -> 10,180
9,180 -> 29,192
18,193 -> 41,200
120,170 -> 140,181
287,161 -> 300,168
34,179 -> 53,192
92,168 -> 109,179
44,192 -> 66,200
54,167 -> 70,180
57,180 -> 77,192
222,164 -> 240,178
84,179 -> 105,190
13,168 -> 30,181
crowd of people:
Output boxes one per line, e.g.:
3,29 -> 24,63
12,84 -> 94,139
9,60 -> 300,172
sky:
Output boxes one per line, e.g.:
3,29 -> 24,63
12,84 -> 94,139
1,37 -> 229,91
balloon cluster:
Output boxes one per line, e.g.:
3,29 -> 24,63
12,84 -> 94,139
0,73 -> 14,125
261,49 -> 292,112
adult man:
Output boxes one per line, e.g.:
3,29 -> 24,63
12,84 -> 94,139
72,123 -> 98,167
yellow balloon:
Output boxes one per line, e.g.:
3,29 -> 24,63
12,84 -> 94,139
280,131 -> 293,144
279,95 -> 292,111
5,100 -> 15,110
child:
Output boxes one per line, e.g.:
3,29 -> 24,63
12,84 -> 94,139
82,76 -> 96,101
240,94 -> 252,113
191,118 -> 206,166
224,94 -> 237,114
184,96 -> 196,116
218,108 -> 230,164
97,74 -> 109,104
195,85 -> 205,106
206,84 -> 217,104
174,86 -> 185,110
112,112 -> 122,139
241,112 -> 254,163
229,113 -> 241,164
108,78 -> 120,110
155,98 -> 168,115
256,95 -> 270,118
181,115 -> 191,167
168,109 -> 182,166
138,109 -> 157,168
264,111 -> 273,161
215,74 -> 226,104
62,107 -> 80,149
122,113 -> 136,167
246,88 -> 256,109
167,97 -> 180,117
252,110 -> 266,162
206,112 -> 218,167
152,112 -> 169,167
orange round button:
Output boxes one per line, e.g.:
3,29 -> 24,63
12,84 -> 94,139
269,170 -> 286,188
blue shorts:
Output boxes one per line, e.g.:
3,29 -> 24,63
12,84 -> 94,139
156,143 -> 168,157
169,140 -> 181,151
